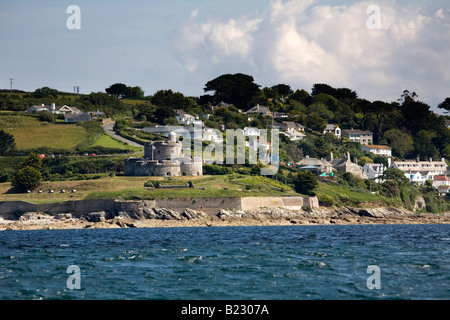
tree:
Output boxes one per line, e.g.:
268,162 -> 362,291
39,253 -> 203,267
271,84 -> 293,97
438,97 -> 450,113
0,130 -> 16,156
203,73 -> 261,110
382,129 -> 414,159
39,110 -> 55,123
293,171 -> 318,196
105,83 -> 128,98
305,114 -> 326,133
414,130 -> 439,160
11,166 -> 42,191
20,153 -> 43,170
32,87 -> 59,98
380,168 -> 409,185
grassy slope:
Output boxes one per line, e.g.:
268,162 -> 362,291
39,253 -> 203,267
0,174 -> 298,204
0,115 -> 87,150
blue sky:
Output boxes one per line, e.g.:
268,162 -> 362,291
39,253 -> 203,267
1,0 -> 449,111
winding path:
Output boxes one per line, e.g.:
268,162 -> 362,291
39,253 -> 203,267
102,122 -> 144,148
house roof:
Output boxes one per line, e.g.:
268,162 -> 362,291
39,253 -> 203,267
325,124 -> 339,130
176,110 -> 195,118
362,145 -> 391,150
434,175 -> 450,181
342,129 -> 373,135
246,104 -> 271,114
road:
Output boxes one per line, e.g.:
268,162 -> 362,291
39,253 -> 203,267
102,122 -> 144,148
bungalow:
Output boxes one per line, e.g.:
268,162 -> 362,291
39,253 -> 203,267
28,103 -> 82,115
323,124 -> 341,139
342,129 -> 373,145
296,156 -> 333,175
175,110 -> 196,126
391,157 -> 448,185
361,145 -> 392,157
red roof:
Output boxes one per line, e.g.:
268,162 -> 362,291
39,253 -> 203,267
434,175 -> 450,181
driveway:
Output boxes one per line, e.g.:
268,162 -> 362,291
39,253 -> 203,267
102,122 -> 144,148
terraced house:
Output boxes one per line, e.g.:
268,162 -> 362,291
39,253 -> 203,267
391,157 -> 448,185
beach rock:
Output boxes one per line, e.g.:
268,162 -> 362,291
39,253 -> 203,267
84,212 -> 106,223
153,208 -> 183,221
181,209 -> 208,220
55,213 -> 72,220
19,212 -> 53,221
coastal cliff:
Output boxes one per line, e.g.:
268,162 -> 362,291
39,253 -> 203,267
1,204 -> 449,231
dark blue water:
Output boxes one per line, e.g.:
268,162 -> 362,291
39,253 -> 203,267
0,225 -> 449,300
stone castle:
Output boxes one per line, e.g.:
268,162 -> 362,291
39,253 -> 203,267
125,132 -> 203,177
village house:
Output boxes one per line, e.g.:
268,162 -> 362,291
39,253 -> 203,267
328,152 -> 368,179
391,157 -> 448,185
296,156 -> 333,175
361,145 -> 392,157
342,129 -> 373,145
175,110 -> 196,126
433,175 -> 450,188
275,121 -> 306,141
28,103 -> 82,115
323,124 -> 341,139
363,163 -> 386,183
245,104 -> 272,117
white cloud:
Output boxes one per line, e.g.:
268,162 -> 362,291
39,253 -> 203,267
173,0 -> 450,106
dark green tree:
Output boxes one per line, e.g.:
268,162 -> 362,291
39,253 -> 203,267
293,171 -> 318,196
32,87 -> 59,98
11,166 -> 42,191
0,130 -> 16,156
39,110 -> 55,123
380,168 -> 409,185
203,73 -> 261,110
105,83 -> 128,98
20,153 -> 43,171
438,97 -> 450,113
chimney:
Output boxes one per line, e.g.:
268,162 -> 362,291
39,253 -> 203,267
388,157 -> 392,168
51,103 -> 55,112
429,157 -> 433,163
330,152 -> 334,161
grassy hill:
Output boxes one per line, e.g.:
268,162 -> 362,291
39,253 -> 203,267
0,114 -> 142,154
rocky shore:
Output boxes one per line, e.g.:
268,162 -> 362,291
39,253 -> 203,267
1,206 -> 449,231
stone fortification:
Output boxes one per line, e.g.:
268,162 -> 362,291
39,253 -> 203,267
125,131 -> 202,177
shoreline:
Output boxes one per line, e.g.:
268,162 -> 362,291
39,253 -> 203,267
1,207 -> 449,231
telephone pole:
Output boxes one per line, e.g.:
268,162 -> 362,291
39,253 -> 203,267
9,78 -> 13,93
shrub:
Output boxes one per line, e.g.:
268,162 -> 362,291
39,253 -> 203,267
294,171 -> 318,196
11,166 -> 42,191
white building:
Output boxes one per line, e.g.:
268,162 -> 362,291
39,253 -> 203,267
391,158 -> 448,185
175,110 -> 196,125
363,163 -> 386,183
361,145 -> 392,157
324,124 -> 341,139
28,103 -> 82,115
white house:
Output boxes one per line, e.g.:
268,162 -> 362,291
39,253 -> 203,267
324,124 -> 341,139
433,175 -> 450,188
342,129 -> 373,145
391,157 -> 448,185
361,145 -> 392,157
245,104 -> 272,117
275,121 -> 306,141
28,103 -> 82,115
363,163 -> 386,183
175,110 -> 196,125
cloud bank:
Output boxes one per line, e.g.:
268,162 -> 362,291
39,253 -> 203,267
173,0 -> 450,107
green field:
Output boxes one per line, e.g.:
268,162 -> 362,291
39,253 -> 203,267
0,174 -> 298,204
0,114 -> 141,153
0,115 -> 87,150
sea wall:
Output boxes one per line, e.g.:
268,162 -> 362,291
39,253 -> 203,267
0,196 -> 319,219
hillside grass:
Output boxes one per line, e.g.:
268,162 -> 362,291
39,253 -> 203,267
0,115 -> 88,150
92,134 -> 143,152
0,174 -> 298,203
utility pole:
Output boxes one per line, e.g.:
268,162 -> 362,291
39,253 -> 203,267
9,78 -> 13,93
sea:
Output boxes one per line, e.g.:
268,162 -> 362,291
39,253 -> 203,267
0,224 -> 449,301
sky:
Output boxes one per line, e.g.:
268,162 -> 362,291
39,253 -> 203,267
1,0 -> 449,112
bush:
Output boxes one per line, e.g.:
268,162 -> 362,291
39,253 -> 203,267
38,110 -> 55,123
294,171 -> 318,196
203,164 -> 232,175
318,194 -> 334,207
11,166 -> 42,191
